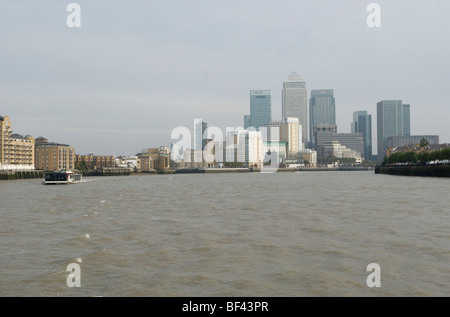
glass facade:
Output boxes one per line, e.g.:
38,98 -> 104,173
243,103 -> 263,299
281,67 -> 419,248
282,72 -> 308,147
309,89 -> 335,149
352,110 -> 372,161
377,100 -> 411,160
250,90 -> 272,130
194,119 -> 208,150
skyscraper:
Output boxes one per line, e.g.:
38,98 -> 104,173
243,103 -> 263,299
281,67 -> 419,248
250,90 -> 272,130
376,100 -> 411,160
313,124 -> 337,158
243,115 -> 251,130
351,111 -> 372,160
194,119 -> 208,150
309,89 -> 336,149
282,71 -> 308,147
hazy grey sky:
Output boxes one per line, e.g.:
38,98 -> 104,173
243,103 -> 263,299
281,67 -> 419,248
1,1 -> 449,155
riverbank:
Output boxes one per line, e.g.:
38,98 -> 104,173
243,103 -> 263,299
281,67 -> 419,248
0,170 -> 44,180
375,165 -> 450,177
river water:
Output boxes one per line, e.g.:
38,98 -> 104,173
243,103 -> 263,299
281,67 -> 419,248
0,171 -> 448,296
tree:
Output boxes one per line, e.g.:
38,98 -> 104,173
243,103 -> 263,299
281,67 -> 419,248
418,151 -> 430,164
224,162 -> 244,168
338,157 -> 356,165
404,151 -> 418,164
388,152 -> 406,164
420,138 -> 430,147
75,161 -> 89,174
441,148 -> 450,160
429,151 -> 438,162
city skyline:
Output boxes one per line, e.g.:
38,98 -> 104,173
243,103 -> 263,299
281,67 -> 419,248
1,1 -> 449,155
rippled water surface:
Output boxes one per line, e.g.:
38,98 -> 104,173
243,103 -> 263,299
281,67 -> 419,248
0,171 -> 448,296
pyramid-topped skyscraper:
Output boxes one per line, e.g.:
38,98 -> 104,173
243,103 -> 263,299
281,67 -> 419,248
282,71 -> 308,148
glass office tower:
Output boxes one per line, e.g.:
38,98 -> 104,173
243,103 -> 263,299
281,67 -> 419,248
376,100 -> 410,160
282,71 -> 308,147
309,89 -> 336,149
250,90 -> 272,130
351,110 -> 372,161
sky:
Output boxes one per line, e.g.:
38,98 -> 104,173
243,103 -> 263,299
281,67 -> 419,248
1,0 -> 449,156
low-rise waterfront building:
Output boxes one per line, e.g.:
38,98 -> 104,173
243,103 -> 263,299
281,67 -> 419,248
76,154 -> 116,170
299,149 -> 317,167
263,141 -> 287,165
323,140 -> 363,164
136,146 -> 171,171
0,115 -> 35,170
35,137 -> 75,171
386,143 -> 449,158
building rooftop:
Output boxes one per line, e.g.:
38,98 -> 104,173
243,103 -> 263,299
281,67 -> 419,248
285,71 -> 305,82
37,142 -> 71,147
11,133 -> 26,140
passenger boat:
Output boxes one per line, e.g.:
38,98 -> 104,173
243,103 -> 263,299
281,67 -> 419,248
42,170 -> 82,185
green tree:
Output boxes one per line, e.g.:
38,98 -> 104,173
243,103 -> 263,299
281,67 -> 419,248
419,138 -> 430,147
418,151 -> 430,164
441,148 -> 450,160
435,149 -> 444,161
404,151 -> 418,164
224,162 -> 244,168
388,152 -> 406,164
338,157 -> 356,164
75,161 -> 89,174
429,151 -> 438,162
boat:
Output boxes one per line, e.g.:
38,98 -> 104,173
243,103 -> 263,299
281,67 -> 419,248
42,170 -> 82,185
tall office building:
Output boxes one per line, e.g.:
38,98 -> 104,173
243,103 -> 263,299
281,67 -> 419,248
249,90 -> 272,130
280,117 -> 301,159
309,89 -> 336,149
313,124 -> 337,158
225,130 -> 246,164
194,119 -> 208,150
259,120 -> 281,142
245,130 -> 263,168
243,115 -> 251,130
377,100 -> 410,160
282,71 -> 308,147
351,111 -> 372,160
